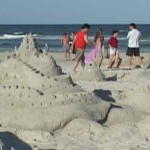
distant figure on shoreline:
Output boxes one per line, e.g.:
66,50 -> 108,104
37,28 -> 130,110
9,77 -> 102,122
72,24 -> 90,72
43,43 -> 50,53
85,28 -> 104,67
126,23 -> 143,69
108,30 -> 121,68
69,32 -> 76,60
61,33 -> 70,61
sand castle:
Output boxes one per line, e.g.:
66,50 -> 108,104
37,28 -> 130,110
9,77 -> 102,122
0,34 -> 111,149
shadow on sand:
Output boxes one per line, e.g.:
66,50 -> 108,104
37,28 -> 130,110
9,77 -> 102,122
93,89 -> 116,102
93,89 -> 123,124
0,132 -> 32,150
105,75 -> 117,81
98,104 -> 122,124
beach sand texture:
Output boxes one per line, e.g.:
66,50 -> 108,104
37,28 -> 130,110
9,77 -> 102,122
0,34 -> 150,150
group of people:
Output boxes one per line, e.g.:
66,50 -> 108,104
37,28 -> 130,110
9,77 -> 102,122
61,23 -> 143,72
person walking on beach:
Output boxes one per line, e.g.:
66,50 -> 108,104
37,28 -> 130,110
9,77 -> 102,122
108,30 -> 120,68
85,28 -> 104,67
126,23 -> 143,69
94,28 -> 105,67
61,33 -> 70,61
72,24 -> 90,72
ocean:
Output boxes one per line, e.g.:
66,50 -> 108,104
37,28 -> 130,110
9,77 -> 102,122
0,24 -> 150,53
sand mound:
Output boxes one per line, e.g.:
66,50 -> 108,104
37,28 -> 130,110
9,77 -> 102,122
41,118 -> 150,150
106,106 -> 148,126
72,63 -> 105,82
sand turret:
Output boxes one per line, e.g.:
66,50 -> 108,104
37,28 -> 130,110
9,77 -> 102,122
17,33 -> 39,58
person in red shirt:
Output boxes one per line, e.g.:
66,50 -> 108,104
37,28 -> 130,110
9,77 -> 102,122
108,30 -> 120,68
71,24 -> 90,72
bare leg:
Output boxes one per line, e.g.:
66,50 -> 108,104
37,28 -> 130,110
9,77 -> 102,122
73,59 -> 80,72
67,51 -> 70,61
73,50 -> 85,72
81,54 -> 85,70
114,53 -> 119,68
128,56 -> 133,68
98,55 -> 104,68
108,54 -> 115,68
138,56 -> 143,66
64,50 -> 67,60
64,52 -> 66,60
69,51 -> 70,60
72,54 -> 76,61
81,61 -> 85,70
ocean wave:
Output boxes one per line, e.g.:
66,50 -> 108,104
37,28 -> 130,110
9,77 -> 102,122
102,37 -> 127,41
37,35 -> 62,40
0,34 -> 61,40
0,34 -> 136,41
119,37 -> 127,40
119,30 -> 128,33
13,32 -> 24,35
37,35 -> 127,41
1,34 -> 26,39
140,39 -> 150,42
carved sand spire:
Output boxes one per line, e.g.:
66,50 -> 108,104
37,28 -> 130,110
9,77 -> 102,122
17,33 -> 39,58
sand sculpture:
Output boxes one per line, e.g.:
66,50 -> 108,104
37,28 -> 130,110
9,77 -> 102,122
0,34 -> 111,149
72,46 -> 105,82
72,63 -> 105,82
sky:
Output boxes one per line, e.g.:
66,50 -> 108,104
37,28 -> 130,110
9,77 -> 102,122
0,0 -> 150,24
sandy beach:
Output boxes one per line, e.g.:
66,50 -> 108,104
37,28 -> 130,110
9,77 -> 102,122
1,0 -> 150,148
0,35 -> 150,150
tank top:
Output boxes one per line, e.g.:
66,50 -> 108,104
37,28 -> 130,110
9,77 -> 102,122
75,31 -> 87,50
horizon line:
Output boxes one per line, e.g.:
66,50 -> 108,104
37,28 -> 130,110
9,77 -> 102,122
0,23 -> 150,25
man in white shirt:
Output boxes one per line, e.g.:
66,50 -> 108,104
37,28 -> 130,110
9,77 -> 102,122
126,23 -> 143,68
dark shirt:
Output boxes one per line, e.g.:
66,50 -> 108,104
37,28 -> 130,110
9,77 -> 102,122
108,37 -> 118,48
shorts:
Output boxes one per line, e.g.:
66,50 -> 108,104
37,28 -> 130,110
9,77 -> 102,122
126,47 -> 140,56
63,45 -> 70,53
110,47 -> 118,55
75,49 -> 85,62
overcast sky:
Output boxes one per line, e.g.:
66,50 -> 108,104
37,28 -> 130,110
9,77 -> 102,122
0,0 -> 150,24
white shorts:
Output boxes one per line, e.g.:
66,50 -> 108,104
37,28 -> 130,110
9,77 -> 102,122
110,47 -> 118,55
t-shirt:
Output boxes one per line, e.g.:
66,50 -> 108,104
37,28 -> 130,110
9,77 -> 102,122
127,29 -> 141,48
108,37 -> 118,48
75,31 -> 87,50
